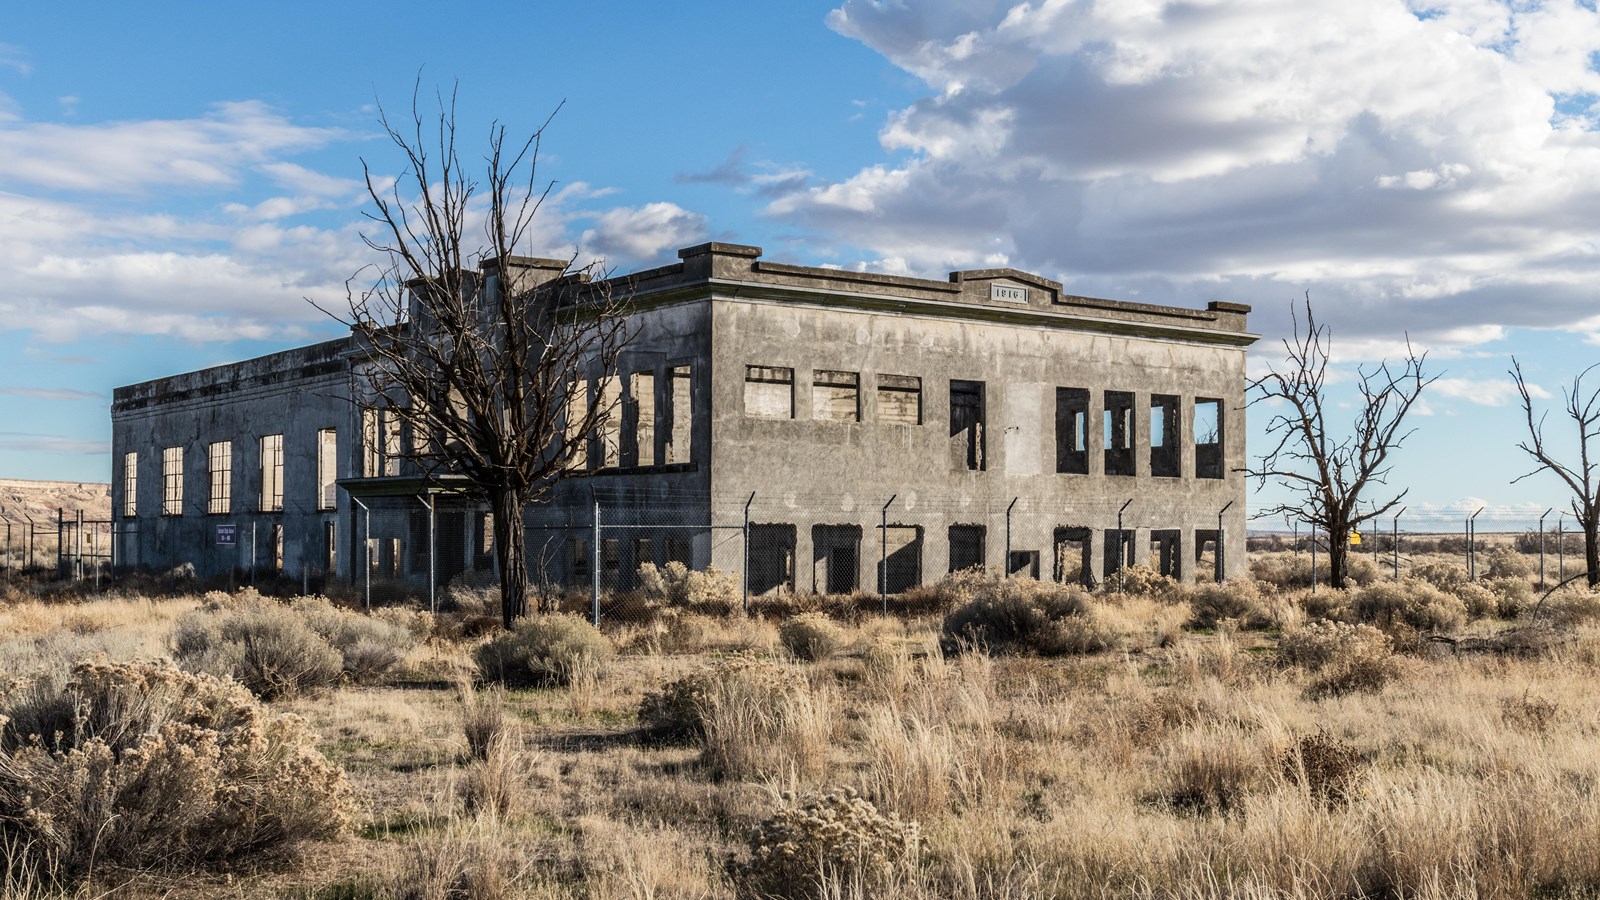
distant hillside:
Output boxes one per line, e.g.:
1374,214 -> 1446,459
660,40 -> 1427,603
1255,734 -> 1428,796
0,479 -> 111,523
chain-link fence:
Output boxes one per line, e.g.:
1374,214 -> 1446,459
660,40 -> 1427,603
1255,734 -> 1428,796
1,508 -> 115,589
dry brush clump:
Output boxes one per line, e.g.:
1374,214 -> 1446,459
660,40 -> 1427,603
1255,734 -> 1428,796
1279,621 -> 1401,698
473,612 -> 613,687
941,577 -> 1120,657
0,657 -> 351,879
1348,579 -> 1466,634
1252,551 -> 1379,589
638,561 -> 741,614
732,787 -> 919,900
779,612 -> 848,662
1181,579 -> 1273,630
173,591 -> 419,699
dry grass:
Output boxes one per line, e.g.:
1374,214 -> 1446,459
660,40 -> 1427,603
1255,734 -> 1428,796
6,562 -> 1600,898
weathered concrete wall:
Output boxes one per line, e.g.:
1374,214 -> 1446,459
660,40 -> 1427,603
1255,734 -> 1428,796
110,338 -> 354,580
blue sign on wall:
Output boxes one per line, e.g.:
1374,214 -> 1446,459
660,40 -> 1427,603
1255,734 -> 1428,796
216,524 -> 237,546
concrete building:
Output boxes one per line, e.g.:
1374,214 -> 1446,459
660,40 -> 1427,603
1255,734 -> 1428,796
110,242 -> 1256,594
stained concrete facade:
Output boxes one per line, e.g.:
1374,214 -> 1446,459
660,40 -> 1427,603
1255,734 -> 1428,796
110,242 -> 1255,592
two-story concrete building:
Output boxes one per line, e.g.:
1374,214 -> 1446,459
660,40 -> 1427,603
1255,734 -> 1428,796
110,242 -> 1255,595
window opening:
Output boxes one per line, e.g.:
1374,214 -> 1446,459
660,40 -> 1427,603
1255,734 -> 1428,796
1195,399 -> 1224,479
1104,390 -> 1135,476
812,369 -> 860,422
161,446 -> 183,516
1053,527 -> 1092,586
1055,387 -> 1090,474
1151,395 -> 1181,478
260,434 -> 284,512
879,524 -> 923,593
749,524 -> 797,595
208,441 -> 232,515
812,524 -> 862,594
876,374 -> 922,425
317,429 -> 338,509
745,366 -> 794,419
948,523 -> 986,573
123,452 -> 138,518
667,365 -> 693,464
631,371 -> 657,466
950,380 -> 986,471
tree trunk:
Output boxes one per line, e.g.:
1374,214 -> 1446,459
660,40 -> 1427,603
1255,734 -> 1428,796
1327,529 -> 1349,590
490,486 -> 529,629
1585,512 -> 1600,588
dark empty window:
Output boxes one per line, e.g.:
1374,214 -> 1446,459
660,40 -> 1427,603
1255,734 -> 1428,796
1151,394 -> 1180,478
1007,550 -> 1040,579
949,524 -> 986,572
813,524 -> 862,594
1103,529 -> 1135,579
879,525 -> 923,593
1195,399 -> 1223,479
950,380 -> 986,471
1056,387 -> 1090,474
1150,529 -> 1182,579
1103,390 -> 1135,476
749,524 -> 797,595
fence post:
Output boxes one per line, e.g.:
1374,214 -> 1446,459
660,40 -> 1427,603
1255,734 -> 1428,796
1116,498 -> 1132,593
1469,507 -> 1484,581
1311,527 -> 1317,594
591,499 -> 601,628
881,494 -> 897,615
1003,497 -> 1017,579
1392,507 -> 1405,579
1559,515 -> 1566,582
742,492 -> 754,615
1538,508 -> 1552,589
351,496 -> 371,610
418,493 -> 436,615
1216,500 -> 1233,583
56,508 -> 64,579
250,522 -> 257,587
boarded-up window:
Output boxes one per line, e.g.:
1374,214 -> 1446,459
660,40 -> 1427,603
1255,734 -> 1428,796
876,374 -> 921,425
260,434 -> 284,512
317,429 -> 338,509
631,371 -> 656,466
1151,395 -> 1180,478
745,366 -> 794,419
813,370 -> 860,422
1055,387 -> 1089,474
208,441 -> 231,515
1195,399 -> 1223,479
950,380 -> 986,471
667,365 -> 693,464
122,452 -> 137,518
162,446 -> 183,516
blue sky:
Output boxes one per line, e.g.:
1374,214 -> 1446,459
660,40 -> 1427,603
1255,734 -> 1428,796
2,0 -> 1599,532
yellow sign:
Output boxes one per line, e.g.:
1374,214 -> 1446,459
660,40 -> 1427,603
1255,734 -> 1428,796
1349,530 -> 1362,546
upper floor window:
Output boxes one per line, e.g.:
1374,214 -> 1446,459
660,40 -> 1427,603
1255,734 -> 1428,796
1055,387 -> 1090,474
813,369 -> 860,422
317,429 -> 338,510
1150,394 -> 1181,478
745,365 -> 794,419
876,374 -> 921,425
161,446 -> 183,516
1195,398 -> 1224,479
207,441 -> 232,515
1104,390 -> 1135,476
950,380 -> 986,471
260,434 -> 284,512
122,451 -> 137,518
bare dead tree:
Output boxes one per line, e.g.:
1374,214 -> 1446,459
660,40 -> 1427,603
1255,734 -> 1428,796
323,86 -> 628,627
1247,298 -> 1434,589
1511,359 -> 1600,587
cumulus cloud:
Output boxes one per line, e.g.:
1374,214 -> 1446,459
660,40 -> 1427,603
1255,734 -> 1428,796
765,0 -> 1600,356
0,100 -> 713,344
580,202 -> 708,265
1430,376 -> 1550,406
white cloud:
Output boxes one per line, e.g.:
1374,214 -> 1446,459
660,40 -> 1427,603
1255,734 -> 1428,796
580,202 -> 708,265
773,0 -> 1600,352
0,101 -> 343,193
1430,375 -> 1550,406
